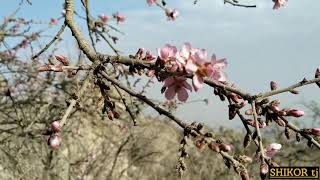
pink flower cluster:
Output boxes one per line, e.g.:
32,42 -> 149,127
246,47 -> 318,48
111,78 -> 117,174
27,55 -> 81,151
154,43 -> 227,102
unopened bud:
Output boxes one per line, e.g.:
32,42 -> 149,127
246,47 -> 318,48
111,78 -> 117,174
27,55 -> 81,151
219,143 -> 232,152
50,65 -> 63,72
145,50 -> 155,61
51,121 -> 61,133
240,170 -> 250,180
285,109 -> 304,117
136,48 -> 144,58
55,55 -> 69,65
38,65 -> 50,72
228,105 -> 236,120
195,138 -> 206,150
260,163 -> 269,179
315,67 -> 320,88
208,142 -> 220,152
303,128 -> 320,136
48,134 -> 61,149
270,81 -> 277,90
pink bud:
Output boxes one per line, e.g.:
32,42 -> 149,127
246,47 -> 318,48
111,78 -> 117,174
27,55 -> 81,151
38,65 -> 50,72
315,67 -> 320,88
240,171 -> 250,180
48,134 -> 61,149
165,9 -> 179,21
51,121 -> 61,133
208,142 -> 220,152
195,138 -> 206,150
50,65 -> 63,72
136,48 -> 145,58
270,81 -> 277,90
260,163 -> 269,175
113,12 -> 126,24
285,109 -> 304,117
219,144 -> 232,152
266,143 -> 282,158
145,50 -> 156,61
50,18 -> 58,25
304,128 -> 320,136
55,55 -> 69,65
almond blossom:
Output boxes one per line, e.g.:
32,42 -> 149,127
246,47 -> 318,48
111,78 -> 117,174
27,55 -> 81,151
207,54 -> 227,82
266,143 -> 282,158
185,49 -> 209,91
273,0 -> 288,10
162,76 -> 192,102
157,44 -> 177,62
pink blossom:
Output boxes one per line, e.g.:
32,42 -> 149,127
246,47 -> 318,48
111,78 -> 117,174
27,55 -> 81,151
207,54 -> 227,82
147,0 -> 156,6
163,76 -> 192,102
157,44 -> 177,62
185,49 -> 209,91
113,12 -> 126,24
98,14 -> 109,24
50,18 -> 58,26
176,42 -> 192,65
273,0 -> 288,10
166,9 -> 179,21
266,143 -> 282,158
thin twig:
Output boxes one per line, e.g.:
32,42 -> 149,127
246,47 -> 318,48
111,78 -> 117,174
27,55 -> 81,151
32,24 -> 66,59
279,116 -> 320,150
224,0 -> 256,8
60,74 -> 91,127
257,77 -> 320,100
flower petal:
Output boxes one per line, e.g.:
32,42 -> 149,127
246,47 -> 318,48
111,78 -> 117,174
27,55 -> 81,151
163,77 -> 175,88
193,74 -> 204,91
185,60 -> 198,73
165,86 -> 176,100
177,88 -> 188,102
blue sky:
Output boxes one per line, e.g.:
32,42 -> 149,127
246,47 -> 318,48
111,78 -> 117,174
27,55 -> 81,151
1,0 -> 320,129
